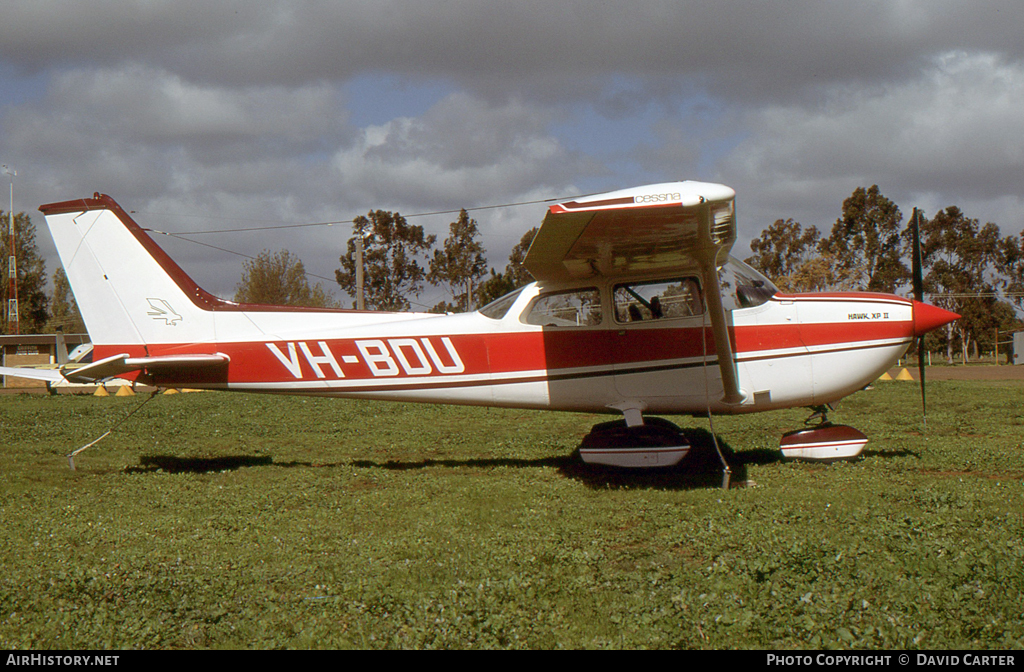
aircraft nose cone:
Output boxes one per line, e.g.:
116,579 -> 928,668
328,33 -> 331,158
913,300 -> 960,337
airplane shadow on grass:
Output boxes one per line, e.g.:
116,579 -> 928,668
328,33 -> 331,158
126,429 -> 783,491
124,454 -> 275,474
558,429 -> 780,491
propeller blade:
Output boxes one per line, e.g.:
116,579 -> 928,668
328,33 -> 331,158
910,208 -> 927,427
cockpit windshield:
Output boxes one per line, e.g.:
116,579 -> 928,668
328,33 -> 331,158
718,256 -> 778,310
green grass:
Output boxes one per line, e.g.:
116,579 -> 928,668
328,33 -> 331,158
1,381 -> 1023,649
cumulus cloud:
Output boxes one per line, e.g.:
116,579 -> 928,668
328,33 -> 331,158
3,1 -> 1024,300
6,2 -> 1024,102
45,66 -> 342,154
332,92 -> 588,209
720,50 -> 1024,239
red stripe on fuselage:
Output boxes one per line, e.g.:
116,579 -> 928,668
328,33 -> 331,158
89,313 -> 915,388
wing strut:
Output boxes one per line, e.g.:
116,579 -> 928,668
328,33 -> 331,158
700,262 -> 744,405
697,204 -> 745,406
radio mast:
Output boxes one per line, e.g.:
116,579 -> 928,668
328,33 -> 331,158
3,165 -> 17,334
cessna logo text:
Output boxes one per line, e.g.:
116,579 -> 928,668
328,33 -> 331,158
634,192 -> 680,204
266,337 -> 465,379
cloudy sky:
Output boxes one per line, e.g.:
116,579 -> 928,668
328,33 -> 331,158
2,1 -> 1023,308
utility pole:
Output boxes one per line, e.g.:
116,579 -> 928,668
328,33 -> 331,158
355,229 -> 365,311
2,165 -> 16,335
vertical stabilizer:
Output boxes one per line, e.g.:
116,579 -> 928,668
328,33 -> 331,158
40,195 -> 217,346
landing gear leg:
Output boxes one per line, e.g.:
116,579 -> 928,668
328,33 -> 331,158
804,404 -> 833,426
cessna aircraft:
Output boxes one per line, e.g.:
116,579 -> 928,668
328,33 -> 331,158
1,181 -> 958,469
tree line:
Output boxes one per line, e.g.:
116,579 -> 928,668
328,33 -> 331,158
238,208 -> 537,314
744,186 -> 1024,363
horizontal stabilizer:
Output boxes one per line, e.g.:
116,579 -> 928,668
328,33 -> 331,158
0,366 -> 65,383
63,353 -> 230,384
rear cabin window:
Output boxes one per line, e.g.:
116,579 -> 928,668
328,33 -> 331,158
523,288 -> 602,327
613,278 -> 702,323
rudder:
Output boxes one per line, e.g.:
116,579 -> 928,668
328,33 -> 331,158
40,194 -> 217,346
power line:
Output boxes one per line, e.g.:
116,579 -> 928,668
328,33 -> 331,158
148,219 -> 349,235
141,193 -> 579,310
930,292 -> 1024,298
137,194 -> 579,237
148,229 -> 340,288
139,193 -> 581,312
147,229 -> 448,312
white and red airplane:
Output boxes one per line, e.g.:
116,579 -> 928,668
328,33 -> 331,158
2,181 -> 958,468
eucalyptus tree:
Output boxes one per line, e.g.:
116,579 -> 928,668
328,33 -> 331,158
819,185 -> 908,294
46,267 -> 86,333
745,218 -> 830,291
475,226 -> 538,307
996,233 -> 1024,309
235,249 -> 340,308
428,209 -> 488,312
336,210 -> 436,311
921,206 -> 1002,363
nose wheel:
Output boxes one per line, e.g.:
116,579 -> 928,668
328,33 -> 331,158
780,405 -> 867,461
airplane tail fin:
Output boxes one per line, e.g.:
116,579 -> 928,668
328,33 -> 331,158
40,194 -> 221,346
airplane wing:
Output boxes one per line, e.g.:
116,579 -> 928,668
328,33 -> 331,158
0,353 -> 230,385
525,181 -> 737,282
524,181 -> 745,404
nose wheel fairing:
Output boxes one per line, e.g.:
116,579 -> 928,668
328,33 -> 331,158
779,423 -> 868,461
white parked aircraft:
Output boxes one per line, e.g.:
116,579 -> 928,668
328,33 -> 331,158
1,182 -> 957,468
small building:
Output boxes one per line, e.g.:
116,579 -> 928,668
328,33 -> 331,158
1,333 -> 90,388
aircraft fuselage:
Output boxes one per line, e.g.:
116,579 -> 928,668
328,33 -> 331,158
90,271 -> 927,418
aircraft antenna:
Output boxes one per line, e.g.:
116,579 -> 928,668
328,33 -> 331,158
66,389 -> 160,470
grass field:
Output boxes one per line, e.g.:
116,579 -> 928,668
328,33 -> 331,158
1,379 -> 1023,649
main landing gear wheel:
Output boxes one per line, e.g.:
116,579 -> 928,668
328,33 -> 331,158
578,417 -> 690,468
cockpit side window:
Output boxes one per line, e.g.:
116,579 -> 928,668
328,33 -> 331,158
613,278 -> 703,323
718,257 -> 778,311
523,288 -> 602,327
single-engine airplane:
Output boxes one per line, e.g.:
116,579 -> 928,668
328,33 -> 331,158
1,181 -> 958,468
